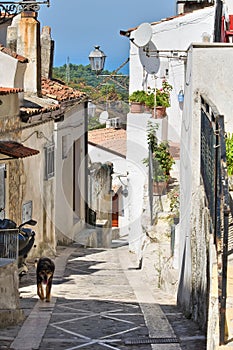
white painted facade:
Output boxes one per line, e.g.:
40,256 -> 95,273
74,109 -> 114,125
88,138 -> 128,235
126,113 -> 154,256
124,6 -> 215,258
54,103 -> 87,243
128,6 -> 215,143
179,43 -> 233,345
0,52 -> 24,88
21,121 -> 56,255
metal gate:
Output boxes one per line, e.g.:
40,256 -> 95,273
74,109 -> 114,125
201,96 -> 230,345
0,229 -> 18,261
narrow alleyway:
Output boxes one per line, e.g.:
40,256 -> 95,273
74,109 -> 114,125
0,238 -> 206,350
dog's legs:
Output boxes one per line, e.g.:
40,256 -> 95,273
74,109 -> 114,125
37,283 -> 45,300
45,279 -> 52,302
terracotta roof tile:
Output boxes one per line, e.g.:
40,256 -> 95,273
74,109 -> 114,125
0,45 -> 28,63
41,77 -> 87,102
88,128 -> 126,157
0,141 -> 39,159
20,103 -> 59,116
120,7 -> 213,35
0,87 -> 23,95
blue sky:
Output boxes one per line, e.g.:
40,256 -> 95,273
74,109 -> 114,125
38,0 -> 177,73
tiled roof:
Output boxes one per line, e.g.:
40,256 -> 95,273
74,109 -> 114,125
20,103 -> 59,117
41,77 -> 87,102
0,45 -> 28,63
120,6 -> 213,36
88,127 -> 127,157
0,87 -> 23,95
0,141 -> 39,159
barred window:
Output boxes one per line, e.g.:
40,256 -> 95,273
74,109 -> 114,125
45,144 -> 55,180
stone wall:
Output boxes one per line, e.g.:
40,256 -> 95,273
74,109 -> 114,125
0,260 -> 24,327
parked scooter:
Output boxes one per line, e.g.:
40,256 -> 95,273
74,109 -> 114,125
0,216 -> 37,277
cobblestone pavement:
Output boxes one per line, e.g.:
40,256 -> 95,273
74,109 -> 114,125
0,239 -> 206,350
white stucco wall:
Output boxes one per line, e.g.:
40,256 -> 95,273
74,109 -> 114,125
88,143 -> 128,234
179,43 -> 233,328
225,0 -> 233,14
22,121 -> 56,255
126,113 -> 155,256
54,103 -> 86,242
129,6 -> 215,142
0,52 -> 18,87
0,94 -> 19,117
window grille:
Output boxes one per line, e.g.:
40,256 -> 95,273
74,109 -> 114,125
45,144 -> 55,180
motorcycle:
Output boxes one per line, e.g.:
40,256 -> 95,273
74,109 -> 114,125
0,216 -> 37,277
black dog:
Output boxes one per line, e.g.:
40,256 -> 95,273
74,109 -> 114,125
36,257 -> 55,302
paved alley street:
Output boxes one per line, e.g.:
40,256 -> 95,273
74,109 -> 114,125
0,239 -> 206,350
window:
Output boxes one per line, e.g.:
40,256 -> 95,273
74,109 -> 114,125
45,144 -> 55,180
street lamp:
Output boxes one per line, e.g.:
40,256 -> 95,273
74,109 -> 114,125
88,45 -> 129,91
88,46 -> 107,75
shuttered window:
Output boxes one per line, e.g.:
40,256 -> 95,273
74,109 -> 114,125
45,144 -> 55,180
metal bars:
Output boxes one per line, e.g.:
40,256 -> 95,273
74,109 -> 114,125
0,1 -> 50,24
0,229 -> 18,261
200,96 -> 230,345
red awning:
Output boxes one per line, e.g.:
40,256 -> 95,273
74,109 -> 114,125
0,141 -> 39,159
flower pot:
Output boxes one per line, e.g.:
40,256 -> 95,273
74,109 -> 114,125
154,106 -> 166,119
153,181 -> 167,195
144,105 -> 152,114
130,102 -> 144,113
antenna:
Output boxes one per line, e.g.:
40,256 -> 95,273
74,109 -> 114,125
99,111 -> 109,124
131,23 -> 152,48
66,56 -> 70,83
139,41 -> 160,74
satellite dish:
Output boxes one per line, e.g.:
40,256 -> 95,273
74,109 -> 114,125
99,111 -> 109,124
132,23 -> 152,47
139,41 -> 160,74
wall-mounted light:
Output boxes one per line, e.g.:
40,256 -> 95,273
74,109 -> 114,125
88,46 -> 129,91
178,89 -> 184,103
88,46 -> 107,75
121,187 -> 128,198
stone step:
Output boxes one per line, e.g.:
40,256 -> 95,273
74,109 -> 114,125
73,228 -> 98,248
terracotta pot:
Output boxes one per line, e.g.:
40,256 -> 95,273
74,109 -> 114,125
130,102 -> 144,113
153,181 -> 167,195
144,105 -> 152,114
154,106 -> 166,118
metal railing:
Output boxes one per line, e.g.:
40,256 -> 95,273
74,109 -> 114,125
201,96 -> 230,345
0,229 -> 18,261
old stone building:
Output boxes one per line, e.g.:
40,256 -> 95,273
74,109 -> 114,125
0,10 -> 88,257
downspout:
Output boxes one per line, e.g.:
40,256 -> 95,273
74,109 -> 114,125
214,0 -> 223,42
84,100 -> 89,224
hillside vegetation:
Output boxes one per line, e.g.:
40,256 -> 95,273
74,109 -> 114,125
53,63 -> 129,102
53,63 -> 129,130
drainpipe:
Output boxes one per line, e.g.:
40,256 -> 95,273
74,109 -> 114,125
214,0 -> 223,42
84,101 -> 89,224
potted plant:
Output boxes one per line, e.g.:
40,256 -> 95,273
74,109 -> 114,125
129,90 -> 147,113
226,133 -> 233,190
145,80 -> 173,118
143,121 -> 175,195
